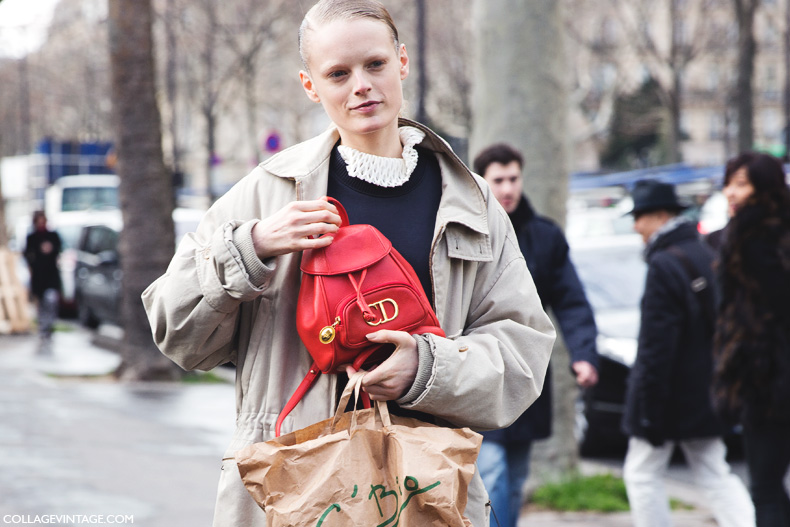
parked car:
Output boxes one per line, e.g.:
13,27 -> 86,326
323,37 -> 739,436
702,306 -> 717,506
566,199 -> 636,240
570,232 -> 646,457
74,208 -> 203,329
74,223 -> 122,328
49,209 -> 122,316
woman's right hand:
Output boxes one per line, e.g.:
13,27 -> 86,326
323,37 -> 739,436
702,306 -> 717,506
251,199 -> 341,260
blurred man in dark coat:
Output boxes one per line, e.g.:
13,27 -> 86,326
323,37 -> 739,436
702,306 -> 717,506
622,179 -> 753,527
24,211 -> 62,354
473,143 -> 599,527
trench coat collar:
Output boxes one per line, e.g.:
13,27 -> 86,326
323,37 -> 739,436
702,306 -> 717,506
260,118 -> 490,238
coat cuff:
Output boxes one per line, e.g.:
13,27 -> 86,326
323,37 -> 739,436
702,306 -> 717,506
397,334 -> 435,405
231,219 -> 272,287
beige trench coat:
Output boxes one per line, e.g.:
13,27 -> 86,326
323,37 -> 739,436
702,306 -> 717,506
142,119 -> 555,526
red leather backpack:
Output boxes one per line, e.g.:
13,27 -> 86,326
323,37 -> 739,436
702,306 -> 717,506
275,198 -> 444,436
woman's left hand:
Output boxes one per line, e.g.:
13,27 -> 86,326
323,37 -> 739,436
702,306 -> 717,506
345,330 -> 419,401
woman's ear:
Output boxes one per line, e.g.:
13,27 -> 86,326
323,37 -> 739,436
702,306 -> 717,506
398,43 -> 410,81
299,70 -> 321,103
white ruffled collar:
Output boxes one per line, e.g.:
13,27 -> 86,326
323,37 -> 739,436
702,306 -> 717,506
337,126 -> 426,187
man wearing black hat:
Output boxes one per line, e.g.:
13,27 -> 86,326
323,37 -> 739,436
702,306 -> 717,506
622,180 -> 753,527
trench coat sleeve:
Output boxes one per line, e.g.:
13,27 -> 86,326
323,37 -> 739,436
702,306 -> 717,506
141,216 -> 274,371
141,170 -> 284,372
398,203 -> 556,431
631,254 -> 685,433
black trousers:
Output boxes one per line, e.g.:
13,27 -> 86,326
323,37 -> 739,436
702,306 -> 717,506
743,419 -> 790,527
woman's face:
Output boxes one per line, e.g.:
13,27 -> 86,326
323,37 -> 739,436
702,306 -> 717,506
299,18 -> 409,151
723,167 -> 755,216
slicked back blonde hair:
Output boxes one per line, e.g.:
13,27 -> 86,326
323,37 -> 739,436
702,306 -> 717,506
299,0 -> 399,70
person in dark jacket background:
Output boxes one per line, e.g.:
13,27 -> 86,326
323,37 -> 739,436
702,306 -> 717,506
622,179 -> 753,527
23,211 -> 62,354
473,143 -> 599,527
714,152 -> 790,527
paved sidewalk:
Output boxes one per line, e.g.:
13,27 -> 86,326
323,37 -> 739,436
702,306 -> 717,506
0,324 -> 235,527
519,510 -> 717,526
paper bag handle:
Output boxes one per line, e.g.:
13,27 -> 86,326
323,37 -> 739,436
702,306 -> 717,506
331,371 -> 365,431
331,372 -> 392,432
374,399 -> 392,428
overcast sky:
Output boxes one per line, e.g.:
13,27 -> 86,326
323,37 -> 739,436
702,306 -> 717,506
0,0 -> 60,58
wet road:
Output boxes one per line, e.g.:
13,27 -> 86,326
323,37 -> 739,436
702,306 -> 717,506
0,325 -> 236,527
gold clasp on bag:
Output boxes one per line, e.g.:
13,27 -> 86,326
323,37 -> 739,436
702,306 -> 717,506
319,317 -> 341,344
365,298 -> 399,326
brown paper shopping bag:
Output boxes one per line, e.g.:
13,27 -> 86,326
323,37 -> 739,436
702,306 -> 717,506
235,372 -> 482,527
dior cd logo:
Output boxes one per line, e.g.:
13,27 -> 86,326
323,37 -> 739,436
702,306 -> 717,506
365,299 -> 399,326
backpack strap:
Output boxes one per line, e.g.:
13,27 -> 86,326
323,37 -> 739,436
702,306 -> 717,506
275,364 -> 321,437
666,245 -> 715,334
275,360 -> 373,437
325,196 -> 349,227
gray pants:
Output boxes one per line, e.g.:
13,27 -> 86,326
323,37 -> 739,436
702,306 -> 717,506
38,288 -> 59,340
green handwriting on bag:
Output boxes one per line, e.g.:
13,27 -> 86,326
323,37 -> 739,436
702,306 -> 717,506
316,475 -> 441,527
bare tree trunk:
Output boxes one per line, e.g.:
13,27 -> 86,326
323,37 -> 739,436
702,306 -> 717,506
471,0 -> 576,489
0,144 -> 8,248
667,0 -> 682,164
108,0 -> 181,381
470,1 -> 569,222
200,0 -> 219,205
18,57 -> 31,154
415,0 -> 428,124
243,61 -> 261,166
784,0 -> 790,161
206,110 -> 217,203
668,76 -> 682,163
164,0 -> 181,179
725,96 -> 736,159
734,0 -> 759,153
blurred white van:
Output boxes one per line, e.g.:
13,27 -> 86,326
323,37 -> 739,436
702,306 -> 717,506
44,174 -> 119,220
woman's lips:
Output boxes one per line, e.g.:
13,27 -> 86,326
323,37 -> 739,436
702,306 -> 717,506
352,101 -> 380,112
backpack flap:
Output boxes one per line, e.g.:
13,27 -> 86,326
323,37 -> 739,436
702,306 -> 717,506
300,224 -> 391,275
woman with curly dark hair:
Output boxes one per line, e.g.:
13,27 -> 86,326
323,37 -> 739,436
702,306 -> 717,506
714,151 -> 790,526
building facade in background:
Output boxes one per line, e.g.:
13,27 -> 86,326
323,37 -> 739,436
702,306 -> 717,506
566,0 -> 789,170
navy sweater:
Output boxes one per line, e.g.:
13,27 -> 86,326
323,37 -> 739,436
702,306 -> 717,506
327,143 -> 442,301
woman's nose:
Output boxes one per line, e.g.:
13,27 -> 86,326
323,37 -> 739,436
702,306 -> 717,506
353,71 -> 372,95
